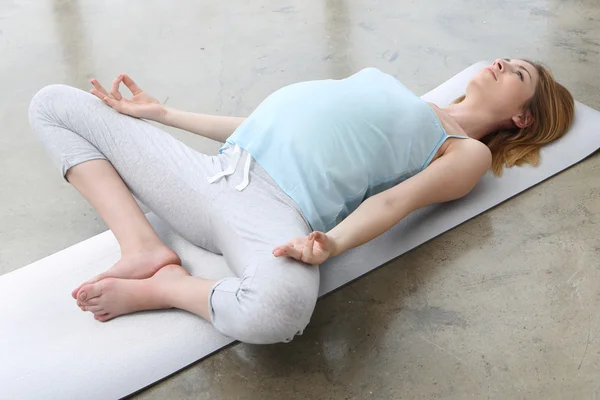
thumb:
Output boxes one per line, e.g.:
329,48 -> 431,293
312,231 -> 329,246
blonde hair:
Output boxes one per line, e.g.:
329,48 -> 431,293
454,60 -> 575,176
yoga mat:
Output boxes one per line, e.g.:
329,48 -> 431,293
1,62 -> 599,400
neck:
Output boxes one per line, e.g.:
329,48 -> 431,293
441,97 -> 505,141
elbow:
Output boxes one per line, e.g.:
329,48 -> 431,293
379,194 -> 414,223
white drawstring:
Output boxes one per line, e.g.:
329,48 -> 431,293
235,151 -> 252,191
207,144 -> 252,191
207,145 -> 241,183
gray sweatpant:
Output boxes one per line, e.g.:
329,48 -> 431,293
28,84 -> 320,345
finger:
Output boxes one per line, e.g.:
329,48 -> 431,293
90,88 -> 106,101
273,244 -> 292,257
103,96 -> 120,110
122,74 -> 142,95
302,237 -> 315,262
280,244 -> 302,260
110,75 -> 124,100
90,79 -> 110,97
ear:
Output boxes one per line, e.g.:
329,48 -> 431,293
512,111 -> 533,129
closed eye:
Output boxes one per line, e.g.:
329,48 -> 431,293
504,58 -> 531,82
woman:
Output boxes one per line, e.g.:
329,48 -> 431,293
29,59 -> 574,344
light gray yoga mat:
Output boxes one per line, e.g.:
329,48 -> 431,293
1,62 -> 599,400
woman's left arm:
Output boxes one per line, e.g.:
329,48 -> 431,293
327,140 -> 492,257
274,140 -> 491,264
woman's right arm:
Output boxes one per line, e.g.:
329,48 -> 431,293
158,108 -> 245,143
90,74 -> 245,143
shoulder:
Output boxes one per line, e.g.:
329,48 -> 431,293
449,138 -> 492,173
386,137 -> 489,208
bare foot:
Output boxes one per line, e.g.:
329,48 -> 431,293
72,245 -> 180,300
78,264 -> 191,321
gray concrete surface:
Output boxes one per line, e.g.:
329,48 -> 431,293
1,0 -> 599,399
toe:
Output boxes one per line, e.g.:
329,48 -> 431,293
88,305 -> 105,313
71,285 -> 84,299
71,272 -> 109,299
72,279 -> 92,299
78,282 -> 104,303
85,298 -> 101,306
95,313 -> 112,322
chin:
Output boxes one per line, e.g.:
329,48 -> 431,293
465,70 -> 493,97
465,75 -> 483,96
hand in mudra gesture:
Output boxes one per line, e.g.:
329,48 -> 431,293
272,231 -> 337,265
89,74 -> 165,121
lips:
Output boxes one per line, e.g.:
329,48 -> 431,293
486,67 -> 497,81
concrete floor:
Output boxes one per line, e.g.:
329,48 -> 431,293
2,0 -> 600,398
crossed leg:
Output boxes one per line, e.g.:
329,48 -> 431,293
29,84 -> 222,320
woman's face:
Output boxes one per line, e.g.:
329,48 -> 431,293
468,59 -> 540,125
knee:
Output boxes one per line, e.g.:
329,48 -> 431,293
212,277 -> 318,345
243,283 -> 317,344
28,84 -> 83,124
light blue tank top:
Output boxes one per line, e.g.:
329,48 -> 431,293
221,68 -> 466,232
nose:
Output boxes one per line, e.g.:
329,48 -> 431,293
493,59 -> 506,72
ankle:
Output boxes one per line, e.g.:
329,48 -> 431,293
121,242 -> 175,257
143,276 -> 176,309
120,238 -> 162,253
